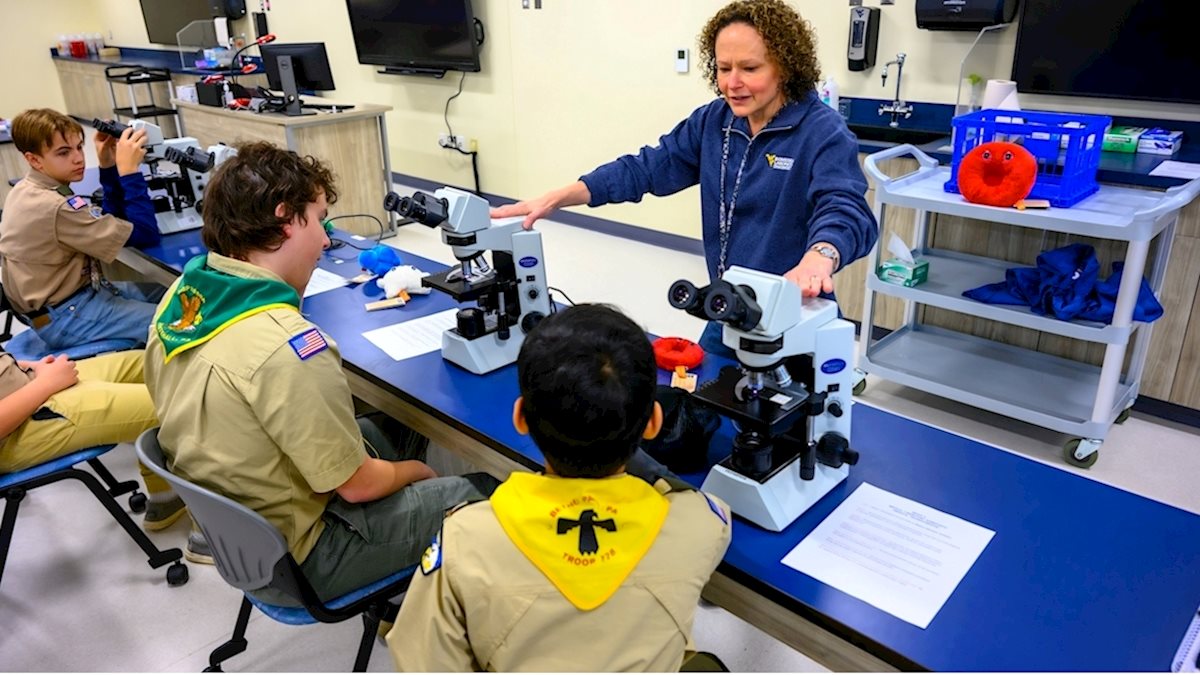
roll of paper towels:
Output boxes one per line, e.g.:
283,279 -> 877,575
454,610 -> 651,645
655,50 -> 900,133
982,79 -> 1021,110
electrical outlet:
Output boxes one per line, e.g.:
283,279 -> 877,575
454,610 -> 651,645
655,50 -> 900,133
438,133 -> 471,151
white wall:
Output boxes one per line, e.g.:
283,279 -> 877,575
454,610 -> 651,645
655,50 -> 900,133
0,0 -> 106,115
78,0 -> 1200,241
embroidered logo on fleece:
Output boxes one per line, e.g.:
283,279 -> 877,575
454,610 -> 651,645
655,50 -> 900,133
66,195 -> 89,210
289,328 -> 328,360
765,153 -> 794,171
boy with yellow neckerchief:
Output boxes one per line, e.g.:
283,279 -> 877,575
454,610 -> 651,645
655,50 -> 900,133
387,304 -> 732,672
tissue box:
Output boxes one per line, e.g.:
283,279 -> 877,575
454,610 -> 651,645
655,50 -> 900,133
1138,128 -> 1183,155
877,257 -> 929,287
1103,126 -> 1148,153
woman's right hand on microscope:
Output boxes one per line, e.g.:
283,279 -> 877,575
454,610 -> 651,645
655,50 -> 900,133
490,180 -> 592,230
115,126 -> 148,176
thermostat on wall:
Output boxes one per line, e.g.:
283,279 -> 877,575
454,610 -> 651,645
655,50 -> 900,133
675,48 -> 689,73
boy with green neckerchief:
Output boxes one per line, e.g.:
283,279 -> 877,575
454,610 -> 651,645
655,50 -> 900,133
143,141 -> 497,606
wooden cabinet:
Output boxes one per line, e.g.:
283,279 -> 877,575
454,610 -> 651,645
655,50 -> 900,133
0,141 -> 26,210
175,99 -> 395,237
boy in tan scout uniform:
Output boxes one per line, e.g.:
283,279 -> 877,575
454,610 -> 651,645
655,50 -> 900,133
143,141 -> 498,605
0,349 -> 155,473
388,304 -> 733,672
0,109 -> 163,351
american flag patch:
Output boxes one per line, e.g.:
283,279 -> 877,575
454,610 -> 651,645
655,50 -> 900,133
288,328 -> 328,360
66,195 -> 88,210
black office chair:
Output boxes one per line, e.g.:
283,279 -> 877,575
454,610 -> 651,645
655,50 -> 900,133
136,428 -> 415,672
0,443 -> 189,589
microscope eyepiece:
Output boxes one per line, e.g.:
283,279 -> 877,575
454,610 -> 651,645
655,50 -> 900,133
668,279 -> 701,312
163,146 -> 214,173
91,118 -> 129,139
383,190 -> 449,228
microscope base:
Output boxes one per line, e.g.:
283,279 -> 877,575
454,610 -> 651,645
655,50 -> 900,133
442,328 -> 524,374
701,460 -> 848,531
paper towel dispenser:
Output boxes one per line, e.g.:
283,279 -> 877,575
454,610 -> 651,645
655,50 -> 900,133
915,0 -> 1019,31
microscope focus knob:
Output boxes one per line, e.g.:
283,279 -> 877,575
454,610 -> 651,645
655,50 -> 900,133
521,311 -> 545,334
827,400 -> 844,418
815,432 -> 858,468
456,308 -> 486,339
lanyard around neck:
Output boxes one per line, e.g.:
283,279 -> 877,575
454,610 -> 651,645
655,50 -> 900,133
717,124 -> 754,279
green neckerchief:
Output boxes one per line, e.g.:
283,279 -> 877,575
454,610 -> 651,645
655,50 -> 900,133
154,254 -> 300,362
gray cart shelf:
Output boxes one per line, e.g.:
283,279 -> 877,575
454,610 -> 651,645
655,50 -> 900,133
859,145 -> 1200,467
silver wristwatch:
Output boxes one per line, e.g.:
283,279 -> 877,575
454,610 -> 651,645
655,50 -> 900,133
809,244 -> 840,267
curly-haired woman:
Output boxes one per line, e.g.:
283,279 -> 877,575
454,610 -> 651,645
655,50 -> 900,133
493,0 -> 878,356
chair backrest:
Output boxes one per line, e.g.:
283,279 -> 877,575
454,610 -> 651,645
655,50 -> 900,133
135,427 -> 288,592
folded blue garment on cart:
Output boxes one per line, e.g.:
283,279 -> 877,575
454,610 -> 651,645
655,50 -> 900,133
963,243 -> 1163,323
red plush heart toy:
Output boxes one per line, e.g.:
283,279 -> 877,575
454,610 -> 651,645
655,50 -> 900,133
957,141 -> 1038,207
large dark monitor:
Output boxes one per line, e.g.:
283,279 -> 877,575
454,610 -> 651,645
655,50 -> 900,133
1012,0 -> 1200,104
259,43 -> 336,116
344,0 -> 482,77
139,0 -> 216,46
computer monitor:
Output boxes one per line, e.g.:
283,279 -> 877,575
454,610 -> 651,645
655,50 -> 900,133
258,42 -> 336,116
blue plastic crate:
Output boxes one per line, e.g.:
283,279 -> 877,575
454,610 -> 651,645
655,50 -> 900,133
944,109 -> 1111,208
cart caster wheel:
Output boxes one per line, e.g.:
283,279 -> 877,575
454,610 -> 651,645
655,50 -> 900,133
1115,407 -> 1132,424
128,491 -> 148,514
852,369 -> 867,397
166,562 -> 189,586
1063,438 -> 1101,469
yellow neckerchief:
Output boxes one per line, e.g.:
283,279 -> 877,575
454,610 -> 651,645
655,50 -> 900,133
490,472 -> 669,611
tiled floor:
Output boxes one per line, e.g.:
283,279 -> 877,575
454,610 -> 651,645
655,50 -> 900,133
0,178 -> 1196,671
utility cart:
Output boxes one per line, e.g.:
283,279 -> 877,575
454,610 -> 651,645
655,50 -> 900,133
105,65 -> 178,129
859,145 -> 1200,467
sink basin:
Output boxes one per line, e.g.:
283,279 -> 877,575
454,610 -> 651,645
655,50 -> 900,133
847,124 -> 948,147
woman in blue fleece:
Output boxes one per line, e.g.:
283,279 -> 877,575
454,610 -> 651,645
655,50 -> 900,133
493,0 -> 877,355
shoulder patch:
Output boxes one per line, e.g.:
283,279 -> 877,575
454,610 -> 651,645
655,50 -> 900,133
288,328 -> 328,360
420,530 -> 442,575
703,492 -> 729,525
66,195 -> 89,210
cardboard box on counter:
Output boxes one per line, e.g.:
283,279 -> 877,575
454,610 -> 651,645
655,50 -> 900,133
1137,128 -> 1184,156
1103,126 -> 1148,153
877,257 -> 929,288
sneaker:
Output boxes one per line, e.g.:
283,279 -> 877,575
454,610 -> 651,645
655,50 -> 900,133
185,530 -> 215,565
143,496 -> 188,532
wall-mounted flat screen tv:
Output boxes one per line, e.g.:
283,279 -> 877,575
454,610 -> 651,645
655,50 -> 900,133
344,0 -> 481,77
1013,0 -> 1200,104
139,0 -> 216,46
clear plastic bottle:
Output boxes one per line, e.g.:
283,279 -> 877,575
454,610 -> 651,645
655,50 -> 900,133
818,77 -> 840,111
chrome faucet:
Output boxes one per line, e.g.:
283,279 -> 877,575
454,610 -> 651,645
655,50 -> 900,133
878,53 -> 913,128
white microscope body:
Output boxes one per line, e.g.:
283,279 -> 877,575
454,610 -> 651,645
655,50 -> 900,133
669,266 -> 858,531
383,186 -> 552,374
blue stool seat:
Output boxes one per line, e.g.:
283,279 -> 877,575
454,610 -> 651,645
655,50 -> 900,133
0,444 -> 188,589
4,329 -> 138,362
0,445 -> 114,491
246,565 -> 417,626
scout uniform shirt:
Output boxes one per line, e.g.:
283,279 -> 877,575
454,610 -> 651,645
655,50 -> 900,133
388,472 -> 733,672
143,253 -> 365,562
0,352 -> 34,445
0,169 -> 132,315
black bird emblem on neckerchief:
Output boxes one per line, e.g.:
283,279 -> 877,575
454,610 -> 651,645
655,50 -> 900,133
556,509 -> 617,555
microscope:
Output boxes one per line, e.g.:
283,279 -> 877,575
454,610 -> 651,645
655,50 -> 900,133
668,266 -> 859,531
91,118 -> 236,233
383,186 -> 552,374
